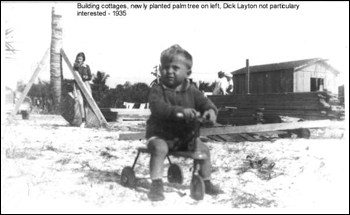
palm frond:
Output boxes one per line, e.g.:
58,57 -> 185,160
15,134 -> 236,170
5,27 -> 18,59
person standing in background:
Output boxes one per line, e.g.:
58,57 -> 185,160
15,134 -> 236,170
73,52 -> 92,128
213,71 -> 233,95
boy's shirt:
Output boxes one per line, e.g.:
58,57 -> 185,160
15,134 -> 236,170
146,78 -> 218,140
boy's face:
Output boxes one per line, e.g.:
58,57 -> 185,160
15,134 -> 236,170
160,55 -> 190,88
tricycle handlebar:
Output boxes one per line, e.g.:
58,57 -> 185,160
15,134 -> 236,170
176,112 -> 214,127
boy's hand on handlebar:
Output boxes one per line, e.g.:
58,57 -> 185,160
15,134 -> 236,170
203,109 -> 217,123
183,108 -> 198,121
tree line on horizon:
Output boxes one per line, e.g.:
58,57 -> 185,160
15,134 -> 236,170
14,71 -> 215,112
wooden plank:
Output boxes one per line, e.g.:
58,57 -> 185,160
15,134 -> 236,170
61,49 -> 108,128
250,131 -> 287,135
201,120 -> 333,136
209,92 -> 328,100
218,134 -> 240,142
100,108 -> 151,116
207,135 -> 224,142
222,134 -> 247,142
119,132 -> 145,140
119,120 -> 334,140
238,133 -> 256,141
8,48 -> 50,121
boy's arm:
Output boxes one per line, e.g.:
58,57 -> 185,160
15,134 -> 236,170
148,85 -> 185,120
193,86 -> 218,115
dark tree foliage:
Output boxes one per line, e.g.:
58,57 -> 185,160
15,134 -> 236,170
91,71 -> 110,107
27,80 -> 51,99
99,82 -> 151,108
25,80 -> 54,113
24,70 -> 153,110
198,81 -> 215,92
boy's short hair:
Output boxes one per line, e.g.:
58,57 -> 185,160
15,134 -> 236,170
160,44 -> 193,69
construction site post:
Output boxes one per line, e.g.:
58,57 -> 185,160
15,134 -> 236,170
246,59 -> 250,94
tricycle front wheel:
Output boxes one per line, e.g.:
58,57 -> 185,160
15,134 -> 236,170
167,163 -> 184,184
190,175 -> 205,200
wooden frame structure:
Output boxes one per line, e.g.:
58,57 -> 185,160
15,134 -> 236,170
60,49 -> 108,128
7,48 -> 108,129
7,48 -> 50,121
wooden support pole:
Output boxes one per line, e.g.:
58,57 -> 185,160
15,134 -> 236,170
60,49 -> 108,128
7,48 -> 50,121
118,120 -> 335,140
155,65 -> 159,84
246,59 -> 250,94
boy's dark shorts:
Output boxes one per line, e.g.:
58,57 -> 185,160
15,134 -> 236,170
147,136 -> 195,152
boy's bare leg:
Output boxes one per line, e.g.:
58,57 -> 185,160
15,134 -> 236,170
196,140 -> 224,195
148,138 -> 169,180
195,140 -> 211,180
147,138 -> 169,201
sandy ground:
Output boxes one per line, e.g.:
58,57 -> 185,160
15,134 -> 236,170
1,114 -> 349,214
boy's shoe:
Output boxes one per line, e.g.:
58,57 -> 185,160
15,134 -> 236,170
204,180 -> 224,195
148,179 -> 165,201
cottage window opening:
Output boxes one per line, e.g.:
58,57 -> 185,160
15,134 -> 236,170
311,78 -> 324,92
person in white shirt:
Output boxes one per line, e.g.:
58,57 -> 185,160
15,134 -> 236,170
213,71 -> 233,95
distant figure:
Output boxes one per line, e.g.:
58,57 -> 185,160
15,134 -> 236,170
213,71 -> 233,95
72,52 -> 92,128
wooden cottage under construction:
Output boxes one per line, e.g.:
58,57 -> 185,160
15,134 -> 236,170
231,58 -> 340,95
206,58 -> 344,125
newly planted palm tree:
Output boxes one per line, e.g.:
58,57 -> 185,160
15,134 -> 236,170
50,7 -> 63,113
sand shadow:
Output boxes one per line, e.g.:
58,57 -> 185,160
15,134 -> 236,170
85,169 -> 121,183
39,123 -> 72,129
84,168 -> 189,196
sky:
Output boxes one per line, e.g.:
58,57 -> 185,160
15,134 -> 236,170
1,1 -> 349,90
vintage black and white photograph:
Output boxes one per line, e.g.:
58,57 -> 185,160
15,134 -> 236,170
1,1 -> 348,213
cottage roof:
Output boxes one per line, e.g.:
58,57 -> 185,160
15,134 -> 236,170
232,58 -> 340,75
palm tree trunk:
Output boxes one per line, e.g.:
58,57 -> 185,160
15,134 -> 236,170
50,7 -> 63,113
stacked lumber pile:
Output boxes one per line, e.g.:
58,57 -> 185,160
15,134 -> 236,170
208,92 -> 344,125
100,108 -> 151,122
338,85 -> 344,105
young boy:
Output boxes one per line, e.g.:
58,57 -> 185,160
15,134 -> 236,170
146,44 -> 223,201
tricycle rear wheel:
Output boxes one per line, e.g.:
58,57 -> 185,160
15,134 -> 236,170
121,166 -> 136,188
